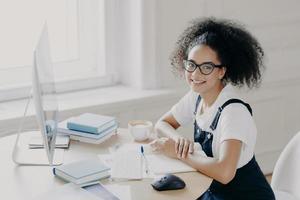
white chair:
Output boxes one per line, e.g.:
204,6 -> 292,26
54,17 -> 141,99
271,131 -> 300,200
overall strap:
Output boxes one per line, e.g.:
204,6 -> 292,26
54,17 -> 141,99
210,99 -> 252,131
193,95 -> 202,115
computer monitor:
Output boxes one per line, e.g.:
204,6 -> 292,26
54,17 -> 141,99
32,23 -> 58,165
12,23 -> 64,166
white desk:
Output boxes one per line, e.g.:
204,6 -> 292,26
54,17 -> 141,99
0,128 -> 212,200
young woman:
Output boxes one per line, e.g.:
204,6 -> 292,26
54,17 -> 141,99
150,18 -> 275,200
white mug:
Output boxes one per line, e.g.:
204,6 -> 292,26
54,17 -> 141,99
128,120 -> 153,141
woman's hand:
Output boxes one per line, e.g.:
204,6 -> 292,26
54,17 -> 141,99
150,137 -> 177,159
175,137 -> 194,159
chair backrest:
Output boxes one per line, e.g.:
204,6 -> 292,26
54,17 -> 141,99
271,131 -> 300,199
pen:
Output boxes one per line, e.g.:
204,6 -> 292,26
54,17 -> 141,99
140,145 -> 149,174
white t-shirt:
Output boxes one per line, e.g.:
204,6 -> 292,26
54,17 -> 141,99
171,84 -> 257,168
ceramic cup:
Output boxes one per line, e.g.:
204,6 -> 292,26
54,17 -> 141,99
128,120 -> 153,141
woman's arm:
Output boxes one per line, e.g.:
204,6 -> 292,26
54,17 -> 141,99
154,112 -> 194,158
182,139 -> 242,184
154,112 -> 181,139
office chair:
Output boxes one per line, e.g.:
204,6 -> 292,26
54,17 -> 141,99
271,131 -> 300,200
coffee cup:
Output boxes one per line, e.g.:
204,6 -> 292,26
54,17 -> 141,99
128,120 -> 153,141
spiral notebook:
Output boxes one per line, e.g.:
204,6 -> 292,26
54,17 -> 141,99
101,143 -> 197,180
110,150 -> 143,180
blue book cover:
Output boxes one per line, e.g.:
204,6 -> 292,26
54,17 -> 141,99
58,118 -> 117,139
53,158 -> 110,184
67,113 -> 116,134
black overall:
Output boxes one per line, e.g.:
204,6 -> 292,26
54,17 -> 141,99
194,96 -> 275,200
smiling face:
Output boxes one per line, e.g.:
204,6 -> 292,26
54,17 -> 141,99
185,44 -> 226,98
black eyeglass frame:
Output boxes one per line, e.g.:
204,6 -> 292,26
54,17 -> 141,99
183,60 -> 224,75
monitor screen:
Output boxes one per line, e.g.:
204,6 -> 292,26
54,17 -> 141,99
32,24 -> 58,165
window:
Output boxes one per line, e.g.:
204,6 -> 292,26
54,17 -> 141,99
0,0 -> 115,101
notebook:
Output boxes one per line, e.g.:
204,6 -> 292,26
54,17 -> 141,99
147,154 -> 196,174
67,113 -> 116,134
104,143 -> 198,179
110,150 -> 143,180
53,158 -> 110,185
58,119 -> 117,139
69,129 -> 116,144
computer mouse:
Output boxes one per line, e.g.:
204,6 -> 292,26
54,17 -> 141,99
151,174 -> 186,191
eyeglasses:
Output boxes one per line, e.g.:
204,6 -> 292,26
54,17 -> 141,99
183,60 -> 223,75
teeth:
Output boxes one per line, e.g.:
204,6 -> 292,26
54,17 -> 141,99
192,80 -> 204,84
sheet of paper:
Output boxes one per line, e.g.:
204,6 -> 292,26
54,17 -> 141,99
111,150 -> 143,180
98,154 -> 155,179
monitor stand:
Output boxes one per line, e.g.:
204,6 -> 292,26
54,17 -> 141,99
12,131 -> 64,166
12,93 -> 64,166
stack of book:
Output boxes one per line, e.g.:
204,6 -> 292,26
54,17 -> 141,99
53,158 -> 110,185
58,113 -> 117,144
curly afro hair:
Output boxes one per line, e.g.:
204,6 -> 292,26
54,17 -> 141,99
170,17 -> 264,88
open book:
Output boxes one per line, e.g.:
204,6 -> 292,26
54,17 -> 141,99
99,143 -> 199,180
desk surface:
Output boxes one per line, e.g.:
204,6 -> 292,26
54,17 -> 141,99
0,128 -> 212,200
